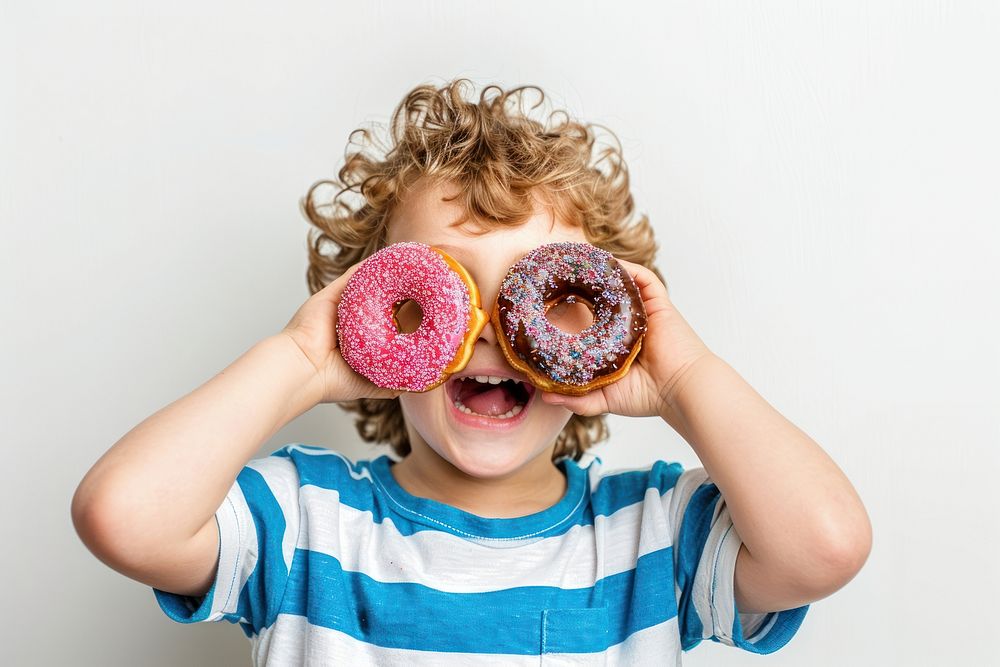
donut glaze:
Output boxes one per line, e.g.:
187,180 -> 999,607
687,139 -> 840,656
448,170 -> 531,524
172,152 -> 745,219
336,242 -> 489,392
493,242 -> 647,396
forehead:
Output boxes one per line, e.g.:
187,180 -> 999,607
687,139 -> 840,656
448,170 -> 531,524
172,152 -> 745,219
385,179 -> 587,264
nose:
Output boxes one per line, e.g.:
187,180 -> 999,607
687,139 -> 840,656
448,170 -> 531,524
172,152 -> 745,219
477,298 -> 497,346
477,308 -> 499,345
475,279 -> 501,346
471,290 -> 514,371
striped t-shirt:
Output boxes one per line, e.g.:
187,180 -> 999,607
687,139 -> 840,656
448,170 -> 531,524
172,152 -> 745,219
153,444 -> 808,665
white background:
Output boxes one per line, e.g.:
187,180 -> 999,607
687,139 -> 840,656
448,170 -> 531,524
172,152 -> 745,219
3,1 -> 998,665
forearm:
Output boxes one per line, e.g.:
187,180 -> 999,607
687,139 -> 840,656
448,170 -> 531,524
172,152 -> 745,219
660,353 -> 871,584
72,333 -> 322,556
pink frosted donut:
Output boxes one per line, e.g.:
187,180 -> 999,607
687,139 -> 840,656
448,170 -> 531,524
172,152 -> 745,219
336,242 -> 489,392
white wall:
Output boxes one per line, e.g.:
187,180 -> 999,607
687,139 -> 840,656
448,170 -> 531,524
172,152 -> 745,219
3,1 -> 997,664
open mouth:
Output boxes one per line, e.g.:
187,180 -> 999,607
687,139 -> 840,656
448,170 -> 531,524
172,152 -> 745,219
446,374 -> 535,420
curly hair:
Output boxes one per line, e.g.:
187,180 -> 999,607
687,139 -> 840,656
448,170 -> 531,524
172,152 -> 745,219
301,78 -> 663,462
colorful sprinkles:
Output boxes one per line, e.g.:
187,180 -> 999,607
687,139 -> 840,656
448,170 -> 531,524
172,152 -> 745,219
336,242 -> 473,391
496,242 -> 647,388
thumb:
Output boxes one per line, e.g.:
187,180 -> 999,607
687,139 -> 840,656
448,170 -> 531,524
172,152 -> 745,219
540,390 -> 609,417
320,262 -> 364,306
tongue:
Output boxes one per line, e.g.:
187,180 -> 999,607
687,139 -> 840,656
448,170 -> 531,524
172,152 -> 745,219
460,384 -> 518,417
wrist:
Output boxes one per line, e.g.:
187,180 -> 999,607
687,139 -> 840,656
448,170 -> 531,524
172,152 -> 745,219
258,333 -> 324,420
656,351 -> 720,422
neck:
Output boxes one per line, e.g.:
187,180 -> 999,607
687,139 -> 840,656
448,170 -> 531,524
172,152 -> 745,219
389,445 -> 567,518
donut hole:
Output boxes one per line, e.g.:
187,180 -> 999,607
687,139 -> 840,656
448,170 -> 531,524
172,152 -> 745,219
392,299 -> 424,334
546,295 -> 595,334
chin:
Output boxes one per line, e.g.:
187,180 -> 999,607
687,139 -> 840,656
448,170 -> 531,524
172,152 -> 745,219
398,370 -> 571,479
437,440 -> 546,480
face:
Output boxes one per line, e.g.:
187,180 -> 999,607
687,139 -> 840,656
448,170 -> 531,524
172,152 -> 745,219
385,178 -> 590,481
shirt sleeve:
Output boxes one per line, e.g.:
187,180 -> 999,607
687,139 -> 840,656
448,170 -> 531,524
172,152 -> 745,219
151,449 -> 302,636
666,465 -> 809,654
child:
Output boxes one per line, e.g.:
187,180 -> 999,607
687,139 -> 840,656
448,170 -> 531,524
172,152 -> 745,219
72,79 -> 871,665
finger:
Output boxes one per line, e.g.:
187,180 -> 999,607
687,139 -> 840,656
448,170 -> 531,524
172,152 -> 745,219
616,258 -> 676,317
540,390 -> 609,417
616,259 -> 668,299
370,387 -> 403,401
319,262 -> 364,305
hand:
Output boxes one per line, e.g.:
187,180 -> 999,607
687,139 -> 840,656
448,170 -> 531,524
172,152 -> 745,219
280,264 -> 401,404
540,259 -> 715,418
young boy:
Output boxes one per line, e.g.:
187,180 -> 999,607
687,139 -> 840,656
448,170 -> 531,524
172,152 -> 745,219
72,79 -> 871,665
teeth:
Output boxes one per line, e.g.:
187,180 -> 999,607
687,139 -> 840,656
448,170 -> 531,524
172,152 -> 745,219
453,375 -> 526,419
452,400 -> 525,419
467,375 -> 512,385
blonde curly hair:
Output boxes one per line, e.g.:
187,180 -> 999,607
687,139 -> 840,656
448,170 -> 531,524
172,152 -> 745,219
301,78 -> 663,461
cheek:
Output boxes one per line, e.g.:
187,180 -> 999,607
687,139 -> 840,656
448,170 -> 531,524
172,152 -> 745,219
397,388 -> 452,451
528,399 -> 576,438
398,390 -> 439,430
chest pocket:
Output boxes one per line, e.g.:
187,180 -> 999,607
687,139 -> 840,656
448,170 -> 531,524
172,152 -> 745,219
540,607 -> 610,666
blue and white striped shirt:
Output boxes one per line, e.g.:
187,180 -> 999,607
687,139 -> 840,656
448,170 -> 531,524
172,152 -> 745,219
153,444 -> 808,665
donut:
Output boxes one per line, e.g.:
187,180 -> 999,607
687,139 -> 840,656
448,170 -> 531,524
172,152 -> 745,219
336,242 -> 490,391
492,242 -> 647,396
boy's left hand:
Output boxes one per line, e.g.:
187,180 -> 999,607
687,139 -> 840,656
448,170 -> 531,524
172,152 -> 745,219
540,260 -> 714,418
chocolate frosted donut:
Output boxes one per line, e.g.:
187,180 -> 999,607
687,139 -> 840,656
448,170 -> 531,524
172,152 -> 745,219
493,242 -> 647,396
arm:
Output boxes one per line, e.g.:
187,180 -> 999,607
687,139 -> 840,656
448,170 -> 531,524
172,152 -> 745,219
71,265 -> 394,597
71,334 -> 323,596
541,260 -> 872,614
660,352 -> 872,613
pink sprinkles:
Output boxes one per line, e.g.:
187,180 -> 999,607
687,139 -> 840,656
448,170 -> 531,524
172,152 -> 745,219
497,242 -> 646,387
336,242 -> 472,391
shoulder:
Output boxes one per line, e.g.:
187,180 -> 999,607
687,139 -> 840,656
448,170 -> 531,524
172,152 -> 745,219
243,444 -> 382,506
569,456 -> 697,555
257,444 -> 374,480
577,456 -> 688,509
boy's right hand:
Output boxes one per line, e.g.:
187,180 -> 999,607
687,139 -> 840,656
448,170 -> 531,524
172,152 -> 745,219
280,265 -> 402,405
